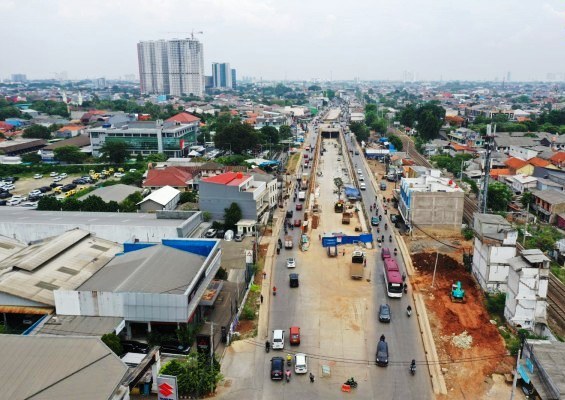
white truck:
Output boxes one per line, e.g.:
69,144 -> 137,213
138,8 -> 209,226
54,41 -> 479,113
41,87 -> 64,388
298,191 -> 306,201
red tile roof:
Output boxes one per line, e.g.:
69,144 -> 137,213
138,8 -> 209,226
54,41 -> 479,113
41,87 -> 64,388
528,157 -> 550,167
490,168 -> 512,177
143,167 -> 193,188
550,152 -> 565,163
504,157 -> 529,170
165,112 -> 200,124
201,171 -> 250,186
0,122 -> 14,132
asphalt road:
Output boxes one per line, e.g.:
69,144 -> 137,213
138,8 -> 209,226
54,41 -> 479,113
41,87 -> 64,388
261,111 -> 433,399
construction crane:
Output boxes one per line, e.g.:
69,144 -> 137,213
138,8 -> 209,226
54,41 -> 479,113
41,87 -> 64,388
161,30 -> 203,40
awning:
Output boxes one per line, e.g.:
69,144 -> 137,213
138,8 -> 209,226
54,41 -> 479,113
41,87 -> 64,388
0,305 -> 53,314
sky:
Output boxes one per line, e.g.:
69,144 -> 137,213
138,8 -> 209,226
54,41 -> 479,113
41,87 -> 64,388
1,0 -> 564,82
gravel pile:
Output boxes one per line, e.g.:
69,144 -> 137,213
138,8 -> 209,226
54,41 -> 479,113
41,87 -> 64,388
451,330 -> 473,349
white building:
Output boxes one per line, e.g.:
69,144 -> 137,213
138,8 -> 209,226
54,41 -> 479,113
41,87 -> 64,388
137,185 -> 180,212
509,145 -> 538,161
137,38 -> 205,97
508,174 -> 538,194
505,249 -> 550,333
472,214 -> 518,292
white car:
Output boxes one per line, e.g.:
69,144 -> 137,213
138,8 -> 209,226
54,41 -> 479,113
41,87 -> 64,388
29,190 -> 42,197
53,176 -> 63,182
286,257 -> 296,268
7,198 -> 21,206
20,201 -> 38,208
59,173 -> 68,178
272,329 -> 285,350
33,174 -> 43,179
114,172 -> 125,178
360,183 -> 367,190
359,175 -> 364,181
357,169 -> 362,174
294,353 -> 308,374
49,172 -> 58,177
129,169 -> 137,173
2,184 -> 15,190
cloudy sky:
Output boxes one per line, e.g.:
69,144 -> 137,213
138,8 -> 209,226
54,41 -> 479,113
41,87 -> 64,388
1,0 -> 564,82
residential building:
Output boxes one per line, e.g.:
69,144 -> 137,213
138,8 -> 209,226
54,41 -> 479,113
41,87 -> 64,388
509,145 -> 538,161
549,151 -> 565,168
531,190 -> 565,223
199,172 -> 269,220
212,62 -> 232,89
40,134 -> 91,161
505,157 -> 534,176
55,238 -> 221,337
472,214 -> 518,292
137,185 -> 180,212
143,166 -> 194,191
88,118 -> 199,158
0,336 -> 129,399
250,170 -> 278,210
505,249 -> 549,333
54,124 -> 84,138
254,112 -> 287,130
398,172 -> 464,230
447,127 -> 483,148
137,38 -> 205,97
535,178 -> 564,192
11,73 -> 27,82
507,174 -> 538,194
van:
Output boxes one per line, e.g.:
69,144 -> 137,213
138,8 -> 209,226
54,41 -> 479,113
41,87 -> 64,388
381,247 -> 391,260
380,181 -> 387,191
272,329 -> 285,350
289,326 -> 300,345
376,340 -> 389,366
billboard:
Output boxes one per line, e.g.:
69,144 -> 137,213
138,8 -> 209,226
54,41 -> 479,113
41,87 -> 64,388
157,375 -> 178,400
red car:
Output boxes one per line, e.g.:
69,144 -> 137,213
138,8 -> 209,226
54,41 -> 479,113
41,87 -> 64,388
294,219 -> 301,227
296,204 -> 303,211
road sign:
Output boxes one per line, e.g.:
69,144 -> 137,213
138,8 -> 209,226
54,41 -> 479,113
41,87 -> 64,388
245,249 -> 253,264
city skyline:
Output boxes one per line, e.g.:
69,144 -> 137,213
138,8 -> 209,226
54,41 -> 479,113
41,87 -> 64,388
0,0 -> 564,82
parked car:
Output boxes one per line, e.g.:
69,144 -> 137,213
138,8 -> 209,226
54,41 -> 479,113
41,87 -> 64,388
204,229 -> 217,238
72,178 -> 85,185
216,229 -> 225,239
121,340 -> 150,354
0,200 -> 6,206
50,182 -> 63,188
20,201 -> 38,208
114,172 -> 125,178
2,184 -> 14,190
29,190 -> 42,197
59,173 -> 68,178
49,172 -> 58,177
234,232 -> 244,242
0,192 -> 11,199
53,176 -> 63,182
7,198 -> 21,206
379,304 -> 391,323
159,341 -> 190,355
39,186 -> 52,192
270,357 -> 284,380
33,174 -> 43,179
294,353 -> 308,374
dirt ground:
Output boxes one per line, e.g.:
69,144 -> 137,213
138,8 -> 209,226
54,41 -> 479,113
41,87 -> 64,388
410,252 -> 515,399
366,158 -> 397,200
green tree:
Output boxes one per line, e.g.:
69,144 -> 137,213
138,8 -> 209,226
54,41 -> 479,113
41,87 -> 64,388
399,104 -> 416,127
388,134 -> 403,151
224,202 -> 242,230
101,333 -> 123,355
214,122 -> 259,155
521,192 -> 534,209
372,118 -> 388,135
259,126 -> 279,145
325,89 -> 336,100
365,104 -> 378,114
62,197 -> 82,211
350,122 -> 370,142
37,196 -> 61,211
308,85 -> 321,91
120,171 -> 144,186
179,191 -> 197,204
415,102 -> 445,141
279,125 -> 292,139
53,146 -> 85,164
487,182 -> 513,212
21,153 -> 42,164
80,195 -> 108,212
23,124 -> 51,140
160,353 -> 222,398
99,140 -> 129,164
119,191 -> 143,212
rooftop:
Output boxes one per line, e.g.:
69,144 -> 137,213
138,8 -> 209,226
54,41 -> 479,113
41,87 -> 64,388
532,189 -> 565,205
35,315 -> 123,336
143,166 -> 193,188
43,134 -> 91,150
201,171 -> 251,186
137,185 -> 180,206
165,111 -> 200,124
80,183 -> 141,203
78,243 -> 206,294
522,340 -> 565,400
0,335 -> 127,399
473,213 -> 515,241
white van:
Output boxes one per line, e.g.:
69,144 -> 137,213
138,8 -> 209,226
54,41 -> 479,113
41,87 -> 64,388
294,353 -> 308,374
272,329 -> 285,350
360,182 -> 366,191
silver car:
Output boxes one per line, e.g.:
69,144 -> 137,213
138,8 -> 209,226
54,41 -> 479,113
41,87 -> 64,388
286,257 -> 296,268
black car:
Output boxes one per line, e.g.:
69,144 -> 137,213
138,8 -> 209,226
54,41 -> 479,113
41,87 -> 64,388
378,304 -> 391,323
216,229 -> 225,239
28,195 -> 41,202
121,340 -> 150,354
50,183 -> 63,188
61,183 -> 77,192
38,186 -> 51,193
0,200 -> 6,206
160,341 -> 190,355
376,340 -> 389,366
0,192 -> 11,199
270,357 -> 284,380
286,210 -> 293,219
72,178 -> 85,184
289,273 -> 299,288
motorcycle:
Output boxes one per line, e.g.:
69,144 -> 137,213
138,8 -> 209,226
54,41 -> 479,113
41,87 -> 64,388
403,283 -> 408,294
384,224 -> 388,230
389,235 -> 392,243
273,287 -> 277,296
394,248 -> 398,256
410,361 -> 416,375
265,341 -> 271,353
345,377 -> 358,388
407,306 -> 412,317
286,354 -> 292,367
285,370 -> 291,382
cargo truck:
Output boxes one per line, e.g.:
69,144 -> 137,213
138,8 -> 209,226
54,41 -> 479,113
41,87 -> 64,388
350,249 -> 365,279
298,191 -> 306,201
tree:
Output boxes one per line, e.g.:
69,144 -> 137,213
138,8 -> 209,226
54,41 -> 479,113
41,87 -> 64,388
350,122 -> 370,143
179,191 -> 197,204
259,126 -> 279,145
308,85 -> 321,91
37,196 -> 62,211
23,124 -> 51,140
415,102 -> 445,141
325,89 -> 336,100
371,118 -> 388,135
21,153 -> 42,164
120,171 -> 144,186
119,191 -> 143,212
99,140 -> 129,164
279,125 -> 292,139
521,191 -> 534,209
53,146 -> 85,164
214,122 -> 259,155
160,353 -> 222,398
487,182 -> 513,212
80,195 -> 108,212
399,104 -> 416,128
101,333 -> 123,355
224,202 -> 242,230
388,134 -> 403,151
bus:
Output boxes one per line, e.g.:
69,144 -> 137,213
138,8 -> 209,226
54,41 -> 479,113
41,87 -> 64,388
384,258 -> 403,298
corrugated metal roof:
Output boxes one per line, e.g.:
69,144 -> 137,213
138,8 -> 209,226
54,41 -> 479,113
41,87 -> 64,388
37,315 -> 123,336
137,185 -> 180,206
0,229 -> 90,272
0,335 -> 127,399
79,244 -> 205,294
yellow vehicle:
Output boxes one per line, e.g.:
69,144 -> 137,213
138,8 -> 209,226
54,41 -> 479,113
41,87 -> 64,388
65,189 -> 76,197
91,173 -> 100,180
101,170 -> 108,175
54,187 -> 62,193
89,170 -> 95,175
117,167 -> 125,172
108,167 -> 115,173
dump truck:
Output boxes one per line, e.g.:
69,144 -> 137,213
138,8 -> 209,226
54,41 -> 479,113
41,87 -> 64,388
342,211 -> 352,224
350,249 -> 365,279
284,236 -> 293,249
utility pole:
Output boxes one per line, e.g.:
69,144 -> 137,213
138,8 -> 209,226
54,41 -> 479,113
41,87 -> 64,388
431,249 -> 440,288
510,334 -> 525,400
480,124 -> 496,213
523,202 -> 530,246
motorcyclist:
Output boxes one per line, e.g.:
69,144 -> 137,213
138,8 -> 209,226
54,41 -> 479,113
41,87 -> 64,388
285,369 -> 291,382
410,359 -> 416,374
407,305 -> 412,314
385,223 -> 388,230
394,248 -> 398,256
286,353 -> 292,365
273,286 -> 277,296
265,340 -> 270,351
309,372 -> 315,383
380,334 -> 385,342
389,235 -> 392,242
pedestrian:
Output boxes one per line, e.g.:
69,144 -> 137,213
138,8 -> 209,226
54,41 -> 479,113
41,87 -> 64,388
402,273 -> 406,282
263,271 -> 267,280
309,372 -> 315,383
260,294 -> 264,304
364,259 -> 367,268
318,234 -> 321,241
342,249 -> 346,256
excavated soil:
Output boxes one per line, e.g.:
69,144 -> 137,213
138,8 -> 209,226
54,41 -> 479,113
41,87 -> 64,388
411,252 -> 514,399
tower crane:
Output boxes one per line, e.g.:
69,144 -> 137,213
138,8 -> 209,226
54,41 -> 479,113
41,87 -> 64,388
161,30 -> 203,40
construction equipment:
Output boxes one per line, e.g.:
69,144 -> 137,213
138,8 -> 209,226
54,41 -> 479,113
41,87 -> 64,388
334,201 -> 344,213
450,281 -> 465,302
